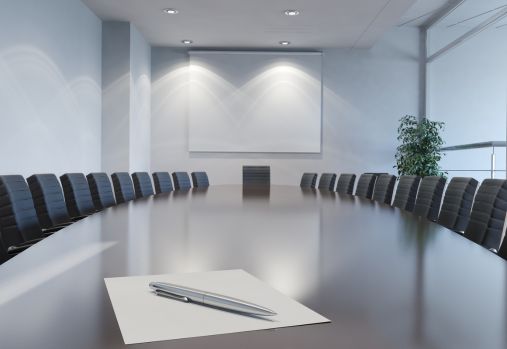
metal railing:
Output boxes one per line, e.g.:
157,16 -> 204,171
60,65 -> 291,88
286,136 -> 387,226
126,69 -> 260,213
440,141 -> 507,179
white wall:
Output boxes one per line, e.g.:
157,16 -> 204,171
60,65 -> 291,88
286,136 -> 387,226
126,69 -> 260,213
130,25 -> 151,172
151,28 -> 420,185
188,51 -> 322,153
101,22 -> 151,173
0,0 -> 102,177
428,27 -> 507,180
102,22 -> 131,173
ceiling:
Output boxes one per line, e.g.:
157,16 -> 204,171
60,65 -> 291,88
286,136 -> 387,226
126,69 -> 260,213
81,0 -> 417,49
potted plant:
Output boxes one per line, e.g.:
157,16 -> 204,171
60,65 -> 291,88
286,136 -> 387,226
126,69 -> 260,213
394,115 -> 446,177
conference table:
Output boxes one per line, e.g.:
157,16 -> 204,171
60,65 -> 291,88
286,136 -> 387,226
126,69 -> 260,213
0,185 -> 506,349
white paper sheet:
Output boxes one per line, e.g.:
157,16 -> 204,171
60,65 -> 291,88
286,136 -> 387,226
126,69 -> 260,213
105,269 -> 330,344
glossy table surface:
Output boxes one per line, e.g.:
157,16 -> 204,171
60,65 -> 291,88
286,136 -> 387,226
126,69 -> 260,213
0,185 -> 506,349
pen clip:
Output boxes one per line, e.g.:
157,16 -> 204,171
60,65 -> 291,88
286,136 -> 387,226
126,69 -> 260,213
154,289 -> 190,302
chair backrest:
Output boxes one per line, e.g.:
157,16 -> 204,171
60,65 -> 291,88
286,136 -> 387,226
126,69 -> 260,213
318,173 -> 337,191
0,238 -> 8,264
111,172 -> 136,203
372,174 -> 396,204
27,174 -> 71,228
132,172 -> 154,198
152,172 -> 173,194
0,175 -> 42,247
464,179 -> 507,251
86,173 -> 116,210
336,174 -> 356,195
392,175 -> 421,212
191,172 -> 210,188
243,166 -> 270,186
413,176 -> 447,221
437,177 -> 478,232
300,173 -> 318,189
498,239 -> 507,260
355,174 -> 377,199
172,172 -> 192,190
60,173 -> 96,217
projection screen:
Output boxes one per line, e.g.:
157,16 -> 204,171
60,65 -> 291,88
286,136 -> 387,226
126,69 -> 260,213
188,51 -> 322,153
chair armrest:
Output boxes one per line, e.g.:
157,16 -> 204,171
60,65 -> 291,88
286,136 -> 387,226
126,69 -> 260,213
7,244 -> 33,255
71,215 -> 89,222
6,233 -> 53,254
54,222 -> 73,228
6,235 -> 49,254
489,248 -> 498,253
17,238 -> 44,247
43,225 -> 66,234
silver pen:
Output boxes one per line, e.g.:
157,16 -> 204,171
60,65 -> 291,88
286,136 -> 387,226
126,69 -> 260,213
149,282 -> 277,316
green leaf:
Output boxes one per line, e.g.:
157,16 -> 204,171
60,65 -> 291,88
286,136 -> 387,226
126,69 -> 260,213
394,115 -> 446,178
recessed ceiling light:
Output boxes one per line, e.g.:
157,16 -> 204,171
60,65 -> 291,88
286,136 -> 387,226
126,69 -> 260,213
181,39 -> 193,45
284,9 -> 300,16
163,8 -> 178,14
279,41 -> 291,46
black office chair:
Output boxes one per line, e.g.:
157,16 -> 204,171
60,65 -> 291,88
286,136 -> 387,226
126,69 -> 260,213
243,166 -> 270,187
152,172 -> 173,194
300,173 -> 318,189
191,172 -> 210,188
0,238 -> 8,264
392,175 -> 421,212
336,174 -> 356,195
318,173 -> 337,191
27,174 -> 72,229
464,179 -> 507,252
172,172 -> 192,190
437,177 -> 478,232
498,239 -> 507,260
132,172 -> 155,198
413,176 -> 447,221
111,172 -> 136,203
355,174 -> 377,199
60,173 -> 96,218
86,173 -> 116,210
0,175 -> 61,258
372,174 -> 396,205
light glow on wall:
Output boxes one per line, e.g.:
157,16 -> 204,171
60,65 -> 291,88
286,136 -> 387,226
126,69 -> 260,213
188,51 -> 322,153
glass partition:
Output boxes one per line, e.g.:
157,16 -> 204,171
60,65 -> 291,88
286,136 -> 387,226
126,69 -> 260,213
427,0 -> 507,180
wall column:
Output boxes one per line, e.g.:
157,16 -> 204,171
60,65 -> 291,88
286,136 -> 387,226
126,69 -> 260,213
101,21 -> 151,173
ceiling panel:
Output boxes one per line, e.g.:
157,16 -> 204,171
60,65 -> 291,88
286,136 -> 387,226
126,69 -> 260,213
81,0 -> 416,48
